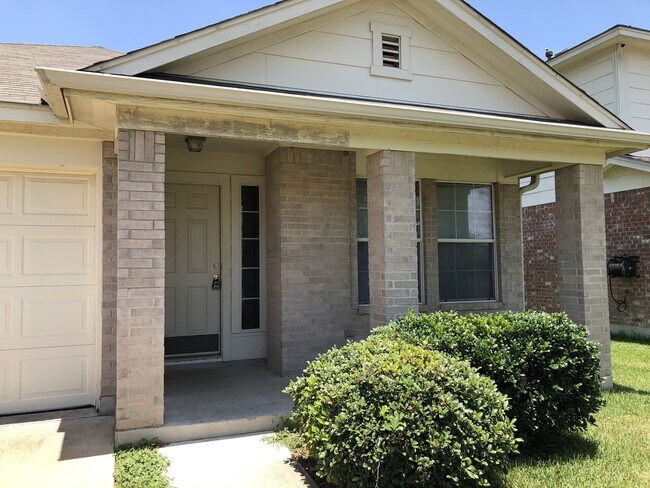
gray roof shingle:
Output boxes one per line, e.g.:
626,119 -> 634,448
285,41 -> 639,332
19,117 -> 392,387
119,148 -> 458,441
0,43 -> 121,105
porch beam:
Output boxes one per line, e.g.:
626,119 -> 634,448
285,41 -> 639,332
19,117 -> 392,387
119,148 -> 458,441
115,105 -> 609,165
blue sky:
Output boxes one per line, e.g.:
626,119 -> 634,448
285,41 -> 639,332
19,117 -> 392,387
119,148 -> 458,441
1,1 -> 648,58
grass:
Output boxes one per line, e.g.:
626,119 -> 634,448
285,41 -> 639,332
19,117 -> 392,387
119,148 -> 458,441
272,336 -> 650,488
114,439 -> 171,488
504,335 -> 650,487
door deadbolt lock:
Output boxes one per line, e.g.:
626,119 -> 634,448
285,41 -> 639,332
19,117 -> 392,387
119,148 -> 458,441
212,274 -> 221,290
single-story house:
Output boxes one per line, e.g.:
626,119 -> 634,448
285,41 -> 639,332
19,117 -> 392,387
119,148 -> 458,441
523,26 -> 650,337
1,0 -> 649,440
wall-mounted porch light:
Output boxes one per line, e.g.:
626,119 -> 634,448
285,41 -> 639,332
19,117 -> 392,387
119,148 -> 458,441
185,136 -> 206,152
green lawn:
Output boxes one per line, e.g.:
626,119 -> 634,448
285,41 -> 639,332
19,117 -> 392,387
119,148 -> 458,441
505,336 -> 650,488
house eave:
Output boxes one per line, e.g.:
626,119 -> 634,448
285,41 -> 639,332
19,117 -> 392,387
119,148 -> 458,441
549,26 -> 650,67
36,67 -> 650,158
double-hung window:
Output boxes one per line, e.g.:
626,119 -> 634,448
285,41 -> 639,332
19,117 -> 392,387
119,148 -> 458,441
355,179 -> 423,305
437,183 -> 496,302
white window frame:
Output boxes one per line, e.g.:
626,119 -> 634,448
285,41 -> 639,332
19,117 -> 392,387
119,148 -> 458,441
436,181 -> 499,304
370,22 -> 413,81
231,176 -> 267,334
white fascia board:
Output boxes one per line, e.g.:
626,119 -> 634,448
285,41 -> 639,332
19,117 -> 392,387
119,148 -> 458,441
36,67 -> 650,152
550,27 -> 650,67
608,156 -> 650,173
0,101 -> 63,125
430,0 -> 630,130
86,0 -> 346,75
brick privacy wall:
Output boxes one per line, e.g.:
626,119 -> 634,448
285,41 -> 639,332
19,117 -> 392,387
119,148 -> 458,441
266,148 -> 368,376
101,141 -> 117,400
555,165 -> 611,386
367,150 -> 419,326
115,130 -> 166,430
495,184 -> 525,311
524,187 -> 650,330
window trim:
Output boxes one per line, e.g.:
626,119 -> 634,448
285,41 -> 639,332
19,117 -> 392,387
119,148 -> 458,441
436,181 -> 499,304
231,176 -> 267,334
370,22 -> 412,81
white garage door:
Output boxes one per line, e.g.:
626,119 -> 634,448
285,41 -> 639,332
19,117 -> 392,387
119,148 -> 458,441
0,171 -> 97,415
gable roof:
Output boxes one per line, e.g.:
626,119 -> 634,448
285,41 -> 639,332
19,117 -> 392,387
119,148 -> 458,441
0,43 -> 120,105
550,25 -> 650,67
82,0 -> 629,130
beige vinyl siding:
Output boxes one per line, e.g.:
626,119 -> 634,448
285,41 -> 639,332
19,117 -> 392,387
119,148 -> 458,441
558,52 -> 617,115
627,55 -> 650,135
604,165 -> 650,194
164,2 -> 547,118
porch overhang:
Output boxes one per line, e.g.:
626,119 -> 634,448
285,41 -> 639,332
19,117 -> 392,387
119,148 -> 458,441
36,67 -> 650,162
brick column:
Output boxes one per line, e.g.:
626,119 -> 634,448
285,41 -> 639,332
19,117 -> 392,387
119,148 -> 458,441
116,130 -> 166,430
367,150 -> 419,326
266,148 -> 363,376
556,164 -> 612,388
100,141 -> 118,415
496,184 -> 525,311
421,179 -> 439,311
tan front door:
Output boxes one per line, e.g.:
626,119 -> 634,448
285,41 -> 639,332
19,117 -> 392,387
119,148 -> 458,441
165,184 -> 221,356
0,171 -> 97,414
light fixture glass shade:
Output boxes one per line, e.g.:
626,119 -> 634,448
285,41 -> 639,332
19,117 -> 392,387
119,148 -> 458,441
185,136 -> 206,152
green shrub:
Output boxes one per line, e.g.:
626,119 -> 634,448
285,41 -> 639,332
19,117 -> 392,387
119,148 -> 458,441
285,337 -> 519,487
114,439 -> 171,488
374,310 -> 604,440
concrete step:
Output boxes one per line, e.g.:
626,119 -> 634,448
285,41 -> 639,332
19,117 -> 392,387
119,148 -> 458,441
115,411 -> 290,445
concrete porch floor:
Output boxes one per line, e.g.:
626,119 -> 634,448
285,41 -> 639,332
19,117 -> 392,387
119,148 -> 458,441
116,359 -> 293,445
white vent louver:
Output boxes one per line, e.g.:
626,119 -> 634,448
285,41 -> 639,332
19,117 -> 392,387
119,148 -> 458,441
381,34 -> 401,68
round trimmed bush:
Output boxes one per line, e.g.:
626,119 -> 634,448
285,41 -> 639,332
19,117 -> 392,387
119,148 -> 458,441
285,337 -> 518,487
373,310 -> 604,440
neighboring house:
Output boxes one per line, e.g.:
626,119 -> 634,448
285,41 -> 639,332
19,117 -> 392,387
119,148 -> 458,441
1,1 -> 649,440
523,26 -> 650,337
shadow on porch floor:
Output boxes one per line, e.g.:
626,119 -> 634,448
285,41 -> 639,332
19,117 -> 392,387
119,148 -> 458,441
116,359 -> 293,445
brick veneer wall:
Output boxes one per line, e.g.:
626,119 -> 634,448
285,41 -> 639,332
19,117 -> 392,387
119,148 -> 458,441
266,147 -> 368,376
605,188 -> 650,330
115,130 -> 166,430
495,184 -> 525,311
524,187 -> 650,333
101,141 -> 118,413
523,203 -> 560,312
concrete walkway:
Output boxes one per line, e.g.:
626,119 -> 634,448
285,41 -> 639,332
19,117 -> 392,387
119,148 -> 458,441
0,409 -> 114,488
160,433 -> 316,488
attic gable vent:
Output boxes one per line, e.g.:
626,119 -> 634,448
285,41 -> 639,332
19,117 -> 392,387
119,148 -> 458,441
370,22 -> 412,80
381,34 -> 401,68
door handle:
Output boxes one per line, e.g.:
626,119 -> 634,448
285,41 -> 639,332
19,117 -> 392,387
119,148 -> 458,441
211,275 -> 221,290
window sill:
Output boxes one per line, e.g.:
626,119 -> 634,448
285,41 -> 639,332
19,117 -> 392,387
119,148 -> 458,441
439,301 -> 504,312
370,65 -> 413,80
357,305 -> 370,315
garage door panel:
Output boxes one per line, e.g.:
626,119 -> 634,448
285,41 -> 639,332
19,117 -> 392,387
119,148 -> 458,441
0,172 -> 94,227
0,286 -> 94,350
0,170 -> 97,415
0,175 -> 15,214
0,237 -> 12,275
0,346 -> 94,414
23,175 -> 90,217
0,226 -> 94,287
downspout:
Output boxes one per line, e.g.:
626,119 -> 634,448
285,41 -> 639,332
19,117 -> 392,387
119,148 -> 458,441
518,174 -> 541,310
519,174 -> 541,198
